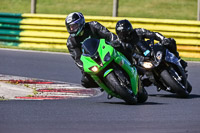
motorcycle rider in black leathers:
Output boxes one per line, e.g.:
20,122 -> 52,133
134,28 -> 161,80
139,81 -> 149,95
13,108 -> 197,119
111,19 -> 188,86
65,12 -> 117,88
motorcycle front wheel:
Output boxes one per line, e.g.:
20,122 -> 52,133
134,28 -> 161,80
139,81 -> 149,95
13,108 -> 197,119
160,69 -> 189,98
105,72 -> 137,105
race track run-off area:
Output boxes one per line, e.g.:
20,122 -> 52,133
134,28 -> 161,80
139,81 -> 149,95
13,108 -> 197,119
0,74 -> 102,100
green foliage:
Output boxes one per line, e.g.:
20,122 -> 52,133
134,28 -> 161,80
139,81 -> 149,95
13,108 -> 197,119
119,0 -> 197,20
182,57 -> 200,62
0,0 -> 30,13
0,0 -> 197,20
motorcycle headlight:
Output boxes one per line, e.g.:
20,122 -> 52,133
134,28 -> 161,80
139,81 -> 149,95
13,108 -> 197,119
89,66 -> 99,72
141,62 -> 153,69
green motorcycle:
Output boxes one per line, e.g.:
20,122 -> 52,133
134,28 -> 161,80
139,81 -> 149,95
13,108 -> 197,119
80,38 -> 148,104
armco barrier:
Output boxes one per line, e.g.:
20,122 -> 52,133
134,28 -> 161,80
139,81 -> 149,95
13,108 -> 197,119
0,12 -> 200,58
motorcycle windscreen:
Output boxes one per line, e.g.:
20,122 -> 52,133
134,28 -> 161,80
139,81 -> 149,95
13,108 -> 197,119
82,38 -> 99,57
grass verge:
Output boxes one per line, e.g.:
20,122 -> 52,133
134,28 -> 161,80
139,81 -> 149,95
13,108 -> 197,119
0,0 -> 197,20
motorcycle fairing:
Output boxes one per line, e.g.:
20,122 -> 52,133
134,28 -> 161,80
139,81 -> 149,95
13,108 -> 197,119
165,49 -> 180,66
80,39 -> 139,97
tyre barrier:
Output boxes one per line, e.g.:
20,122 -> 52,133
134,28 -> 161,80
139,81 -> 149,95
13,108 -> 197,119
0,12 -> 200,58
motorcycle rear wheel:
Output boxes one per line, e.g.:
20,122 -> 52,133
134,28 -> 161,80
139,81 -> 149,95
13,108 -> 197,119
160,69 -> 189,98
105,72 -> 137,105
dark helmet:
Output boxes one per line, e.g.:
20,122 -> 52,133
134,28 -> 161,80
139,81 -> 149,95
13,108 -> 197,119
115,19 -> 133,42
65,12 -> 85,37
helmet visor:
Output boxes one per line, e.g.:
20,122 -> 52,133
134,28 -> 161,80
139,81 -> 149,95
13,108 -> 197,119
67,23 -> 79,33
118,30 -> 131,42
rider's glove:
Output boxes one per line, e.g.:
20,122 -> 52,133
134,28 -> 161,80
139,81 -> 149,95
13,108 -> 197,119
138,56 -> 145,63
161,38 -> 171,46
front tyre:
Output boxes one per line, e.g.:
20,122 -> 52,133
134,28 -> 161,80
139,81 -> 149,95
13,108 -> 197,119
105,72 -> 137,105
186,81 -> 192,94
137,87 -> 148,103
137,79 -> 148,103
160,69 -> 189,98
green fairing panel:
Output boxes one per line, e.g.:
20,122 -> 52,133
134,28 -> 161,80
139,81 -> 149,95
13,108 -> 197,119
80,56 -> 97,73
114,51 -> 139,95
80,39 -> 114,74
81,39 -> 120,97
81,39 -> 138,97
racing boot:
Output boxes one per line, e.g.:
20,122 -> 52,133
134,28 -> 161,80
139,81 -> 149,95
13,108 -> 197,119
180,59 -> 188,70
176,53 -> 188,73
174,51 -> 188,72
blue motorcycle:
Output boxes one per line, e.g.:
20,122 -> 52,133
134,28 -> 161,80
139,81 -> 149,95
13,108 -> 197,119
134,40 -> 192,98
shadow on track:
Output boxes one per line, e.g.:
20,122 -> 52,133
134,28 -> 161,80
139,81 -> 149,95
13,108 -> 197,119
149,94 -> 200,99
187,94 -> 200,99
100,101 -> 165,105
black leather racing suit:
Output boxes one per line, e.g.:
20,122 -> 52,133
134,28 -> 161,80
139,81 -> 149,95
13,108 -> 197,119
112,28 -> 178,64
67,21 -> 117,88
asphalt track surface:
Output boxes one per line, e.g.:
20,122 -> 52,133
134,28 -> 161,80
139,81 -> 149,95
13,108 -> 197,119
0,48 -> 200,133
